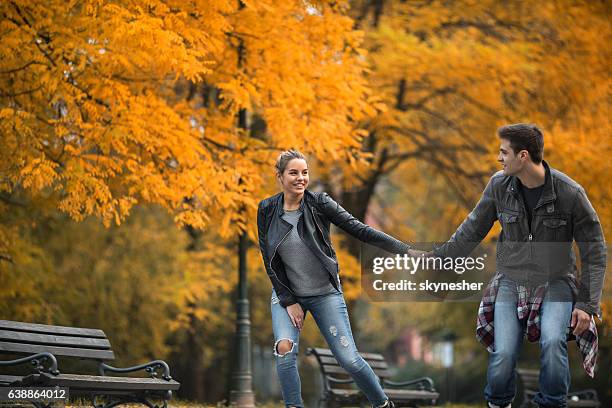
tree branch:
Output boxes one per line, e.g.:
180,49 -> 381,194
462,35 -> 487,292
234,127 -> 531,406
0,60 -> 42,74
0,84 -> 44,97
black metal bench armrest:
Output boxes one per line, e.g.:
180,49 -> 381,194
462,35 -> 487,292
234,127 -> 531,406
383,377 -> 435,391
99,360 -> 172,381
0,352 -> 59,375
568,389 -> 599,400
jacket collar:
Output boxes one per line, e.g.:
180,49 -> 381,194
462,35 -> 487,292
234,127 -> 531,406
275,191 -> 307,218
507,160 -> 556,209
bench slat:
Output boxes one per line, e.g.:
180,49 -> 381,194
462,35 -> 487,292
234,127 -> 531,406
0,320 -> 106,339
517,369 -> 539,389
311,347 -> 384,361
0,341 -> 115,360
568,401 -> 601,408
329,389 -> 361,397
35,373 -> 180,391
384,389 -> 439,400
0,375 -> 24,385
320,364 -> 391,378
0,330 -> 111,349
318,356 -> 388,369
357,351 -> 385,361
373,369 -> 392,379
322,365 -> 392,378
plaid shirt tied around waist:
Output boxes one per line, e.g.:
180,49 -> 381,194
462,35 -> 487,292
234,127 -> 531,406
476,273 -> 598,377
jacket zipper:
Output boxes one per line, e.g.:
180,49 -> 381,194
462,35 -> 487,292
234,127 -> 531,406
526,198 -> 553,254
270,228 -> 294,295
516,193 -> 533,279
311,207 -> 340,287
527,206 -> 534,261
311,208 -> 333,257
523,196 -> 552,272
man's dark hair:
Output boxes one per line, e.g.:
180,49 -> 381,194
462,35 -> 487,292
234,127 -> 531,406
497,123 -> 544,164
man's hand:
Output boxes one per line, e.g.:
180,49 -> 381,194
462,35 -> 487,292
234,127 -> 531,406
286,303 -> 304,330
571,308 -> 591,336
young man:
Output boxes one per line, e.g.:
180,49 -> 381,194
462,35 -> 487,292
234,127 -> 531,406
432,124 -> 606,408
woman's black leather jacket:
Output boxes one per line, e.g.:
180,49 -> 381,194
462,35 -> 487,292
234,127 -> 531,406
257,189 -> 410,307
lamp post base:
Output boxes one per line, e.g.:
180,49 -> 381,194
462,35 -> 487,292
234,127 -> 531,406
229,390 -> 255,407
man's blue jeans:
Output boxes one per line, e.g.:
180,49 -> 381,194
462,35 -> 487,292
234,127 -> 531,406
271,289 -> 388,408
485,277 -> 573,407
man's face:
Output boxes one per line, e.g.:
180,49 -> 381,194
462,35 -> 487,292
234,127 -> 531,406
498,138 -> 525,176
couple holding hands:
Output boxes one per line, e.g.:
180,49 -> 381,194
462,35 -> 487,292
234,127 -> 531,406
256,123 -> 606,408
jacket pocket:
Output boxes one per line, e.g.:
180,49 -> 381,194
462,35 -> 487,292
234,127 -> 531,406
500,212 -> 518,223
499,211 -> 522,241
542,217 -> 569,241
542,218 -> 567,228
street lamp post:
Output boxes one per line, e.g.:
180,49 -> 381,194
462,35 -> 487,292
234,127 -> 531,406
229,19 -> 255,403
229,232 -> 255,407
440,331 -> 456,403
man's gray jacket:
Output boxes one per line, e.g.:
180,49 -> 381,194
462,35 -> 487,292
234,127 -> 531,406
433,161 -> 606,316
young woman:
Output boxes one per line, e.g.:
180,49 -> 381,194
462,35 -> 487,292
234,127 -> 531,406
257,150 -> 411,408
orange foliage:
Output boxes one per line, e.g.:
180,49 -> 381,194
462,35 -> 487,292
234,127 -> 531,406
0,0 -> 371,237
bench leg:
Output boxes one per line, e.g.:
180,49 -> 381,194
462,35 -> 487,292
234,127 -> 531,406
321,399 -> 339,408
91,395 -> 167,408
29,403 -> 56,408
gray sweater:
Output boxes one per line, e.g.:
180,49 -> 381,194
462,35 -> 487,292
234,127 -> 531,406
277,209 -> 337,296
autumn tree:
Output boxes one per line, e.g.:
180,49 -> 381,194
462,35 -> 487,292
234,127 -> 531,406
1,0 -> 609,402
342,2 -> 610,399
331,0 -> 610,247
0,0 -> 372,251
1,0 -> 375,401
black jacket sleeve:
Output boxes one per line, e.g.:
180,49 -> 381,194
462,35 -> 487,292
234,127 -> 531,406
572,187 -> 606,317
433,175 -> 498,258
318,192 -> 411,254
257,201 -> 297,308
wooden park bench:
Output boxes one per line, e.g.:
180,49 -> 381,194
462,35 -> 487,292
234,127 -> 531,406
0,320 -> 180,408
517,368 -> 600,408
307,347 -> 438,407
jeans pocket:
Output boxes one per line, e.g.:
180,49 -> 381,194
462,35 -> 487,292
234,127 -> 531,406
271,294 -> 280,305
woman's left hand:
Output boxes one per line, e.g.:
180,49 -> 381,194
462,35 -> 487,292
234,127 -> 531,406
286,303 -> 304,330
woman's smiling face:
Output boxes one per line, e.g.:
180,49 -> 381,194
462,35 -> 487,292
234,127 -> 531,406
278,158 -> 309,195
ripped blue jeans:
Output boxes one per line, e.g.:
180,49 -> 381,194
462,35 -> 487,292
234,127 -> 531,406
271,289 -> 388,408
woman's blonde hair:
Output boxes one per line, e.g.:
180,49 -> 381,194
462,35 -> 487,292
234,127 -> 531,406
275,149 -> 306,175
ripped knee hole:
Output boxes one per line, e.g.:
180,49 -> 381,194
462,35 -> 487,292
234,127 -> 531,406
274,339 -> 295,356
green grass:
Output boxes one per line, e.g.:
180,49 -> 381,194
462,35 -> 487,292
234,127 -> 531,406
64,403 -> 479,408
63,404 -> 480,408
